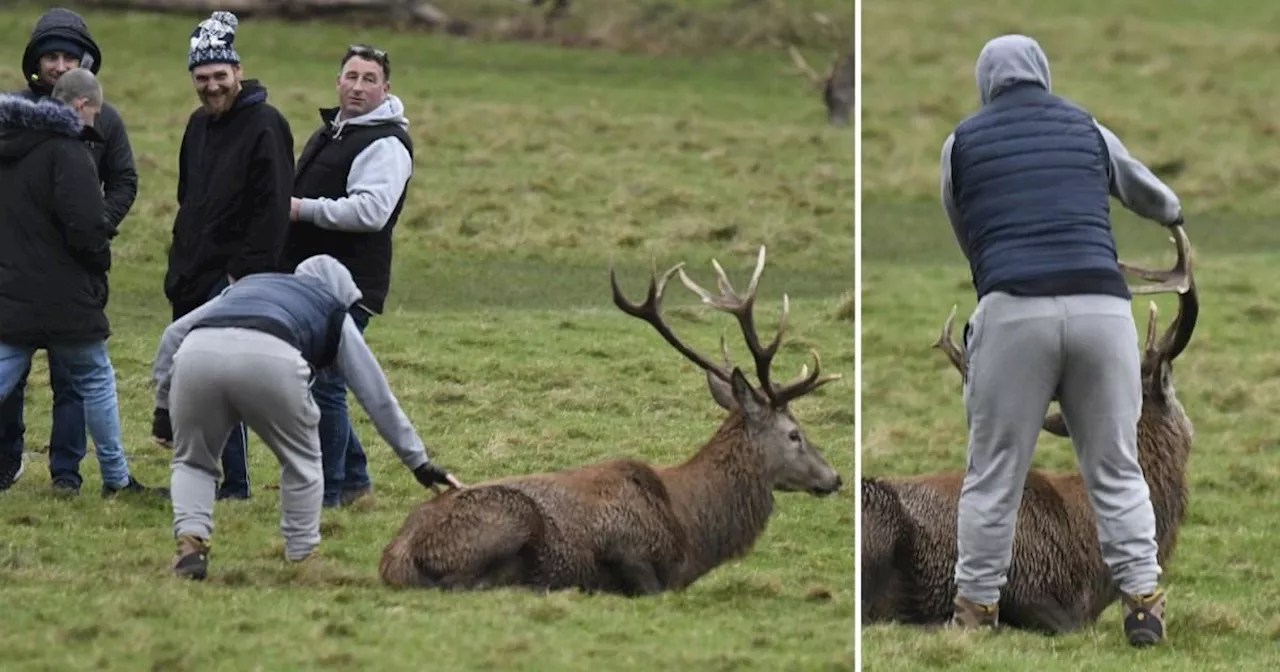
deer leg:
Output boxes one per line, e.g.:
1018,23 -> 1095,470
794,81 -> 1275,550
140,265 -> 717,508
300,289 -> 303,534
599,553 -> 665,597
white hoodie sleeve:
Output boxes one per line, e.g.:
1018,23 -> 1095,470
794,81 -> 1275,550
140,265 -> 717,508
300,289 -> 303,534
296,136 -> 413,233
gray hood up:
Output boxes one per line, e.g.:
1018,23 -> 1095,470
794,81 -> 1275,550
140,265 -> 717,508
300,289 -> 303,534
974,34 -> 1052,106
294,254 -> 362,308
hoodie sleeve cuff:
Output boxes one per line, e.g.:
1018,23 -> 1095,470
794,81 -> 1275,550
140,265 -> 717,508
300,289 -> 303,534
297,198 -> 320,224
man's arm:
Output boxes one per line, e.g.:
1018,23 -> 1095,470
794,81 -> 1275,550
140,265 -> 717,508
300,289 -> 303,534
333,316 -> 431,471
96,103 -> 138,236
938,132 -> 970,261
227,114 -> 295,281
295,137 -> 412,232
1094,120 -> 1182,226
54,143 -> 111,274
152,295 -> 226,410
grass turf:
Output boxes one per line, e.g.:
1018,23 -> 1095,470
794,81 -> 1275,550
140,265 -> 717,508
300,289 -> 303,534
861,0 -> 1280,669
0,2 -> 854,670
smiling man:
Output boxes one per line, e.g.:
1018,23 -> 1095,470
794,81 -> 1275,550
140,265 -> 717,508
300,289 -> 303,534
279,44 -> 415,509
158,10 -> 295,502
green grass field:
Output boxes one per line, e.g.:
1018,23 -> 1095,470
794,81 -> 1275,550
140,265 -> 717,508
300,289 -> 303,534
862,1 -> 1280,670
0,2 -> 854,670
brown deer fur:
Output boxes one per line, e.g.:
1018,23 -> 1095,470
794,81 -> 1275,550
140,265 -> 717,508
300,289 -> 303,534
861,227 -> 1198,634
380,247 -> 844,595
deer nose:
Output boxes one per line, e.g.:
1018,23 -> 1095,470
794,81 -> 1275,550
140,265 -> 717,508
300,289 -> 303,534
833,474 -> 843,490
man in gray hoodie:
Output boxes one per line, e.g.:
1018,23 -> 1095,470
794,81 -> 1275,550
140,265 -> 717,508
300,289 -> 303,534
150,254 -> 459,579
938,34 -> 1183,646
280,44 -> 415,509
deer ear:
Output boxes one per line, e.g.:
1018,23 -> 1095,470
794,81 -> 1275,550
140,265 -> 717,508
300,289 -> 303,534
729,367 -> 770,422
706,369 -> 736,410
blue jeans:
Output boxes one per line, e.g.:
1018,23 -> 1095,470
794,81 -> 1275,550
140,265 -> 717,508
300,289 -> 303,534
0,352 -> 88,487
315,307 -> 372,507
172,276 -> 250,499
0,340 -> 131,488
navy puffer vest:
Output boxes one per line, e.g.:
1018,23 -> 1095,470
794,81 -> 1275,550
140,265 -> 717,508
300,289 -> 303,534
951,84 -> 1129,300
189,273 -> 350,369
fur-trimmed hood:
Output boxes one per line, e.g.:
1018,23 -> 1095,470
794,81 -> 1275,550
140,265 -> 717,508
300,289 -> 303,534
0,93 -> 83,161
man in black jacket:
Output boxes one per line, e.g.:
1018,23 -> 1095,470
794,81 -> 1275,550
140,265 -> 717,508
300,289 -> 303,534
162,11 -> 295,501
0,73 -> 163,499
281,44 -> 415,508
0,7 -> 140,497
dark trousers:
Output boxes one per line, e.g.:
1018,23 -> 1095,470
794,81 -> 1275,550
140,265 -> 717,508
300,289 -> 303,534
315,308 -> 372,507
171,276 -> 250,499
0,353 -> 88,487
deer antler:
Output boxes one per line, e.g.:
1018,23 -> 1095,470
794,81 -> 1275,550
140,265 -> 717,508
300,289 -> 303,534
1118,224 -> 1198,363
610,260 -> 734,385
675,246 -> 840,408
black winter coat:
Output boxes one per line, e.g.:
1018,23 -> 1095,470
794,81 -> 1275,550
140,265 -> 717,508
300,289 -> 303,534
165,79 -> 295,308
0,94 -> 113,347
19,7 -> 138,236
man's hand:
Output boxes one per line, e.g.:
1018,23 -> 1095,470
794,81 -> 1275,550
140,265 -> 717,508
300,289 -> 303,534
413,462 -> 464,493
290,197 -> 302,222
152,407 -> 173,449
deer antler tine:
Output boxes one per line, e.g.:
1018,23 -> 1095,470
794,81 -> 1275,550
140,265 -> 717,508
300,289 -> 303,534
1119,225 -> 1192,295
710,259 -> 737,299
677,267 -> 718,305
788,44 -> 823,85
1144,300 -> 1160,353
744,246 -> 767,297
933,304 -> 968,381
934,304 -> 959,351
719,332 -> 732,367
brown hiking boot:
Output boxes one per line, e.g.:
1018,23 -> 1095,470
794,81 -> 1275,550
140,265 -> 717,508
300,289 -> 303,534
950,595 -> 999,629
173,535 -> 210,581
1121,589 -> 1166,647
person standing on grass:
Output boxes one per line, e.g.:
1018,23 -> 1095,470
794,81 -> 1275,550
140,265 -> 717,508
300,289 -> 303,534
150,254 -> 462,580
938,34 -> 1183,646
279,43 -> 415,509
0,69 -> 165,499
1,6 -> 140,497
154,11 -> 295,502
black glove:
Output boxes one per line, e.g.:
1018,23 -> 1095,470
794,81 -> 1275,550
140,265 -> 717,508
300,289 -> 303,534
413,462 -> 462,491
1169,213 -> 1184,228
152,408 -> 173,447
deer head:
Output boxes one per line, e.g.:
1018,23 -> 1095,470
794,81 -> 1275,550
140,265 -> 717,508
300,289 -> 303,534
787,13 -> 855,126
610,246 -> 844,496
933,225 -> 1198,437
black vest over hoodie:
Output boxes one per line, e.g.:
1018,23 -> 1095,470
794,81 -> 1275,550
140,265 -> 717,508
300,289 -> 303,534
189,273 -> 349,370
283,108 -> 413,314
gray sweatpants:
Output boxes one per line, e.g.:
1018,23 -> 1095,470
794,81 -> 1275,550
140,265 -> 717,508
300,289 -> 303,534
954,291 -> 1160,605
169,327 -> 323,561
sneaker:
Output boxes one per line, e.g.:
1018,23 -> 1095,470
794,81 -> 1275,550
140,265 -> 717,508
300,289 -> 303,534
51,477 -> 80,498
102,476 -> 170,500
215,486 -> 250,501
1122,589 -> 1166,647
173,535 -> 210,580
0,455 -> 23,492
950,595 -> 999,629
339,484 -> 372,507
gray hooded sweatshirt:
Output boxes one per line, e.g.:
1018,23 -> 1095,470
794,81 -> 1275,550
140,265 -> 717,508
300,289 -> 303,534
151,254 -> 431,471
939,34 -> 1182,258
295,94 -> 414,233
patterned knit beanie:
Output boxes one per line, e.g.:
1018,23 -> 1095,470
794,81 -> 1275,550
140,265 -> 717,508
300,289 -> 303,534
188,11 -> 240,71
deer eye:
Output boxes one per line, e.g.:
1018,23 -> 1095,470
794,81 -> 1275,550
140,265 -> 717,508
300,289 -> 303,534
788,430 -> 802,443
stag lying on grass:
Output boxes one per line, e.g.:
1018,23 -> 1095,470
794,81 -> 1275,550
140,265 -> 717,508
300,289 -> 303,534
861,226 -> 1198,634
380,247 -> 844,595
